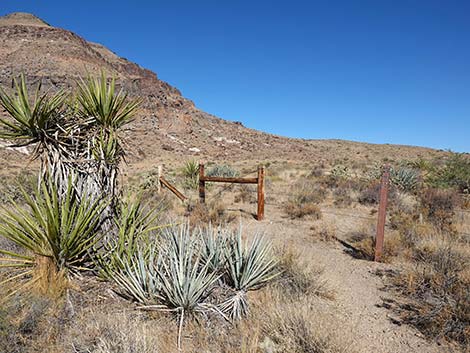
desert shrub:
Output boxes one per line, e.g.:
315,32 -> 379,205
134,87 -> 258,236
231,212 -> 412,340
309,165 -> 324,178
332,183 -> 354,207
419,188 -> 459,232
233,184 -> 256,204
284,179 -> 325,219
391,243 -> 469,347
0,172 -> 36,205
310,221 -> 336,242
428,153 -> 470,194
187,201 -> 236,227
275,247 -> 333,299
357,181 -> 397,206
357,181 -> 381,205
285,202 -> 322,220
330,164 -> 350,179
206,164 -> 239,178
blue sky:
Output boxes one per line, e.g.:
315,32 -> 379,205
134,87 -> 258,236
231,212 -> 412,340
2,1 -> 470,152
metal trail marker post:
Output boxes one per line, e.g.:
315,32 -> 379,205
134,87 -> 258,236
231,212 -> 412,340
257,166 -> 265,221
374,164 -> 390,262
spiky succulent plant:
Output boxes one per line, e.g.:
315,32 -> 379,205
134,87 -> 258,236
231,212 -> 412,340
220,230 -> 280,320
390,167 -> 420,192
0,177 -> 108,294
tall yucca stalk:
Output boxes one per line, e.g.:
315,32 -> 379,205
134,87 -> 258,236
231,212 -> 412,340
75,73 -> 141,227
0,178 -> 108,295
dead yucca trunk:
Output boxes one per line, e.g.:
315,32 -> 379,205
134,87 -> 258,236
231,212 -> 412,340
33,255 -> 68,299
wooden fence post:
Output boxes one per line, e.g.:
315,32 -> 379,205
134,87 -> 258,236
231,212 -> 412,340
199,164 -> 205,204
257,166 -> 265,221
157,165 -> 162,193
374,164 -> 390,262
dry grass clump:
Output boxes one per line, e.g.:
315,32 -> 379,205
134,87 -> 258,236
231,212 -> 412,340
187,201 -> 237,226
345,221 -> 401,261
274,246 -> 334,299
332,182 -> 355,207
0,294 -> 63,353
261,296 -> 353,353
390,237 -> 469,348
419,188 -> 459,232
58,309 -> 168,353
234,184 -> 256,204
47,288 -> 353,353
284,179 -> 325,219
310,221 -> 337,242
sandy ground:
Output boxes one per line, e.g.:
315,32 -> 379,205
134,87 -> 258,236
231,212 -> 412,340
232,202 -> 445,353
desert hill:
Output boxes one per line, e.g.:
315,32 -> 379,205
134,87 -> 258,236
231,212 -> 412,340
0,12 -> 446,173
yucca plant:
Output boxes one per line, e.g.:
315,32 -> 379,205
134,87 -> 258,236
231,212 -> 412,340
76,71 -> 140,130
0,74 -> 66,149
0,178 -> 108,295
97,195 -> 163,278
109,243 -> 162,305
106,224 -> 222,349
0,73 -> 139,225
153,226 -> 221,348
181,160 -> 199,190
199,225 -> 229,273
220,231 -> 280,320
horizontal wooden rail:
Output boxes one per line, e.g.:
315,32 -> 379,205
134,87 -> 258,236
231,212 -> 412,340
199,176 -> 258,184
160,176 -> 187,202
198,164 -> 265,220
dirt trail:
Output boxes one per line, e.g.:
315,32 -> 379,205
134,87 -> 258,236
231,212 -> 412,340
240,203 -> 444,353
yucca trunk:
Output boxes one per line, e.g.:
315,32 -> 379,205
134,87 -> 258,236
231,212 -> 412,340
39,139 -> 119,233
33,255 -> 67,298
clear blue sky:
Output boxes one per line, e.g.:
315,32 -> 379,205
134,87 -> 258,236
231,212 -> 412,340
2,1 -> 470,152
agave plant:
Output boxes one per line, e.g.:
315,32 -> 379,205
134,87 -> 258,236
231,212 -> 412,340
0,178 -> 108,294
220,230 -> 280,320
390,167 -> 420,192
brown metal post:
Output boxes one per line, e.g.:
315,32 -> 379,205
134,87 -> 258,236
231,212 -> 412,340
257,166 -> 265,221
199,164 -> 205,204
374,164 -> 390,262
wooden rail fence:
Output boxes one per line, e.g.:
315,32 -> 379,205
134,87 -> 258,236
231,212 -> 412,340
157,166 -> 187,202
199,164 -> 265,221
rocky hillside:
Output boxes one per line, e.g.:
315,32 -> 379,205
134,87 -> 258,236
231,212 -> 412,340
0,12 -> 445,172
